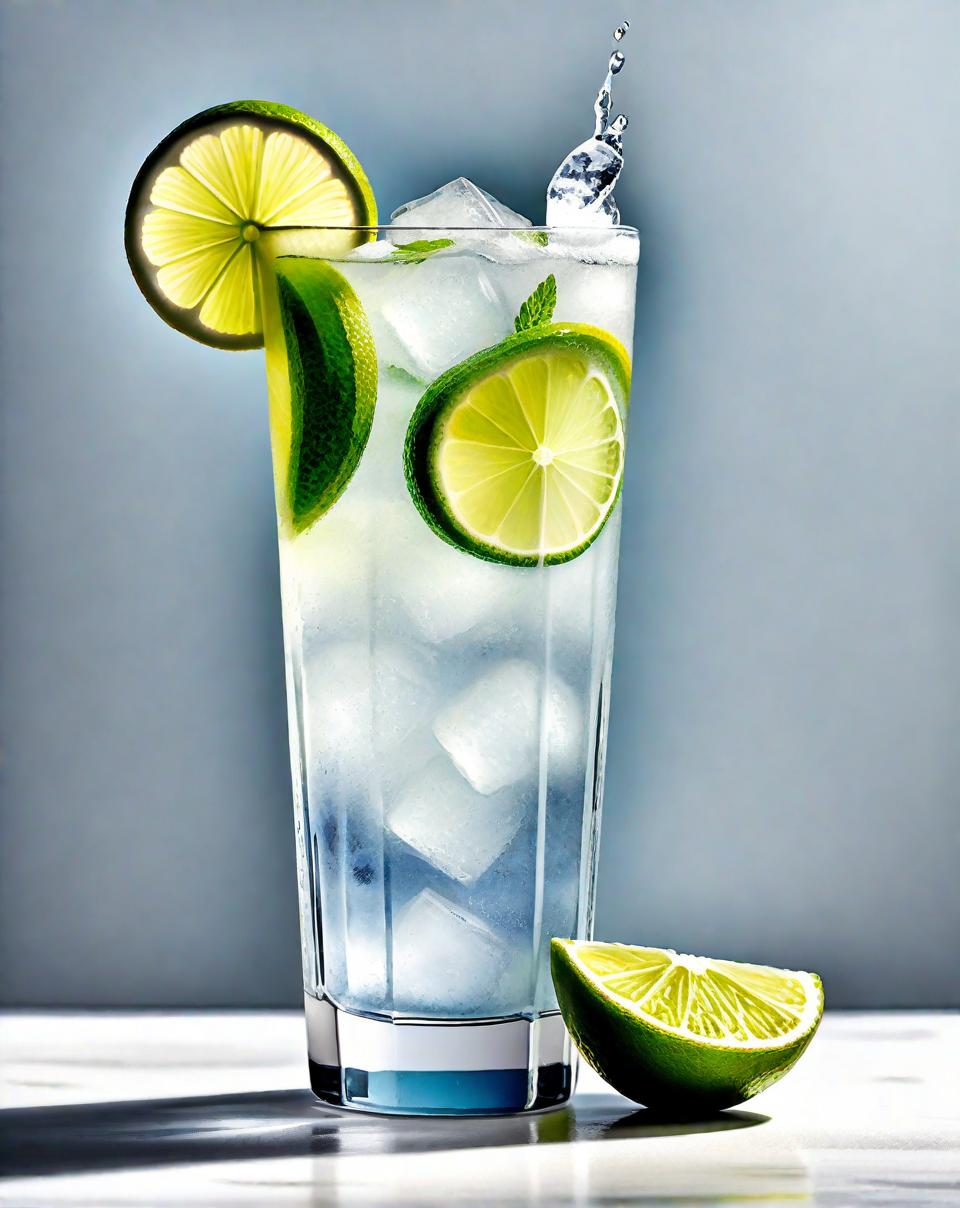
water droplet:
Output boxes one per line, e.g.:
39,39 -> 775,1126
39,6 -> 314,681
614,20 -> 630,41
609,51 -> 625,75
609,113 -> 628,135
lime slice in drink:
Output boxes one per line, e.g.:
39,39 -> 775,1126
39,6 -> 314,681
404,324 -> 631,566
271,259 -> 377,533
551,939 -> 824,1113
125,101 -> 376,348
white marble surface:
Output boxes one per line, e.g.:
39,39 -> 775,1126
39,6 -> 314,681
0,1011 -> 957,1205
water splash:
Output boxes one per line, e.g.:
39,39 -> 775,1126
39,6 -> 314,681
546,22 -> 630,226
594,50 -> 625,138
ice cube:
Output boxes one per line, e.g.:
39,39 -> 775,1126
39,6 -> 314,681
347,238 -> 399,261
392,888 -> 522,1014
550,259 -> 636,347
345,931 -> 387,1002
377,501 -> 527,643
303,640 -> 435,778
433,659 -> 583,795
378,255 -> 513,380
459,785 -> 585,1009
345,373 -> 422,500
312,797 -> 389,1007
281,509 -> 371,638
391,178 -> 531,229
390,179 -> 536,269
388,756 -> 527,884
381,724 -> 445,797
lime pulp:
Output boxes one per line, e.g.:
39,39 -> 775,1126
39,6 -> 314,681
125,101 -> 377,349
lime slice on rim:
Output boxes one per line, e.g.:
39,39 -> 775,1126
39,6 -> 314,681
125,101 -> 376,349
551,939 -> 824,1113
270,258 -> 377,533
404,324 -> 631,566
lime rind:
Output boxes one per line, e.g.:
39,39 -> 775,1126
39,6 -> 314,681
404,324 -> 632,567
125,101 -> 377,350
273,258 -> 377,533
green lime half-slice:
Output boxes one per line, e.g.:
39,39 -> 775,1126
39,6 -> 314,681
551,939 -> 824,1113
125,101 -> 377,349
404,324 -> 631,566
270,258 -> 377,533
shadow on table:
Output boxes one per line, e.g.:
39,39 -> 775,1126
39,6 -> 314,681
0,1090 -> 767,1179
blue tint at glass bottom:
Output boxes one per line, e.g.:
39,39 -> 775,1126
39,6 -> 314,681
310,1060 -> 571,1116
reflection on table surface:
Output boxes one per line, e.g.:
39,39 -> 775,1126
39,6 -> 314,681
2,1010 -> 957,1206
0,1085 -> 767,1178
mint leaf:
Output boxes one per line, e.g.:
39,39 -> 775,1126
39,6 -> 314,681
389,237 -> 455,264
514,273 -> 557,333
514,230 -> 550,247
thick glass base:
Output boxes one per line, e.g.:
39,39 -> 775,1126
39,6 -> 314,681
304,994 -> 575,1116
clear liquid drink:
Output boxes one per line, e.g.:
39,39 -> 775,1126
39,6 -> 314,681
261,226 -> 638,1113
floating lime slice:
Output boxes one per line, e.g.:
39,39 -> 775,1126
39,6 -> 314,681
404,324 -> 631,566
271,259 -> 377,532
551,939 -> 824,1113
125,101 -> 376,349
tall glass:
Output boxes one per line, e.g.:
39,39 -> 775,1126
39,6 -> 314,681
262,226 -> 638,1115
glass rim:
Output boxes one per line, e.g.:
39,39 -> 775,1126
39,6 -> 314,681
268,224 -> 640,237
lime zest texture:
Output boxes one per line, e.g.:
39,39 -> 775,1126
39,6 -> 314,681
274,258 -> 377,532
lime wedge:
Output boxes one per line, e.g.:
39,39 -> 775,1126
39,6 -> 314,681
404,324 -> 630,566
269,259 -> 377,533
125,101 -> 376,348
552,939 -> 823,1112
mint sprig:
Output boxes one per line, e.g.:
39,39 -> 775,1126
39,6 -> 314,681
389,238 -> 455,264
514,274 -> 557,333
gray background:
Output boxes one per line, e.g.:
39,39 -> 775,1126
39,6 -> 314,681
1,0 -> 958,1009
